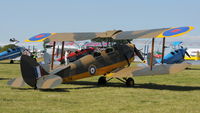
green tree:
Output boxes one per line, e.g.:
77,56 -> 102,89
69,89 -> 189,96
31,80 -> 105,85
0,44 -> 19,52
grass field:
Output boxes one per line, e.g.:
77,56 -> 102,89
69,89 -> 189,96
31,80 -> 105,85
0,60 -> 200,113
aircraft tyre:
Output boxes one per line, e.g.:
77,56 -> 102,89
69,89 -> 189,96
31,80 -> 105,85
10,60 -> 14,64
126,78 -> 134,87
98,76 -> 107,85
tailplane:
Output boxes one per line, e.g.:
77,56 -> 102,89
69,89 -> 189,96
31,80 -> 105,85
7,77 -> 26,88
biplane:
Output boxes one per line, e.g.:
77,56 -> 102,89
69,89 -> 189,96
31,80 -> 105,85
147,41 -> 191,64
8,26 -> 194,89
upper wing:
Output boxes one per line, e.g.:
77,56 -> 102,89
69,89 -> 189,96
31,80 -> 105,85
25,26 -> 193,42
25,30 -> 122,42
113,26 -> 193,39
113,28 -> 169,40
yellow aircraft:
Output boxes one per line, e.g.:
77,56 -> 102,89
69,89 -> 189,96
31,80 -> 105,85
8,26 -> 194,89
184,49 -> 200,60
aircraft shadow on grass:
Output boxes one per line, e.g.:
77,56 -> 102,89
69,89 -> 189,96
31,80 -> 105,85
0,78 -> 10,80
134,83 -> 200,91
10,80 -> 200,92
64,81 -> 200,91
39,88 -> 70,92
12,87 -> 70,92
186,67 -> 200,70
0,62 -> 20,64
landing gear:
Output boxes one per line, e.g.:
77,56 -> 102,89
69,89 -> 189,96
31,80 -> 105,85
10,60 -> 14,64
98,76 -> 135,87
125,78 -> 134,87
98,76 -> 107,85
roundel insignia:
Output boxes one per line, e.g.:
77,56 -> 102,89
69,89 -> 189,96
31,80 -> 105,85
157,26 -> 194,38
88,65 -> 96,75
163,27 -> 189,37
27,33 -> 52,42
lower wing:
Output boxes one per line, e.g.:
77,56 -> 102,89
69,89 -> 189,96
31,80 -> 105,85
106,63 -> 191,78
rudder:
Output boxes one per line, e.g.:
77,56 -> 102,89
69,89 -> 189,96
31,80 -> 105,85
20,55 -> 49,88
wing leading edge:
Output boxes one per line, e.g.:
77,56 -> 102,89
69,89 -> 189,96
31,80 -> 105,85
25,26 -> 193,42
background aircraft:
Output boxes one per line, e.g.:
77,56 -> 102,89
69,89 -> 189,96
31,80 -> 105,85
147,41 -> 191,64
0,47 -> 24,63
0,39 -> 24,63
184,48 -> 200,60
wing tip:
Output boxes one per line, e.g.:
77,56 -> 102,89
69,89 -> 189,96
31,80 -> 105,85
156,26 -> 194,38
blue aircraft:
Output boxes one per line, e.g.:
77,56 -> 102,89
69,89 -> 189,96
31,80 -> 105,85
0,47 -> 24,63
147,41 -> 190,64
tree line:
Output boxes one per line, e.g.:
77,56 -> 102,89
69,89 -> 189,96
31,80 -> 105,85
0,44 -> 19,52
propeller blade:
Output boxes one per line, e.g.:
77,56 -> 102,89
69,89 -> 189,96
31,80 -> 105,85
185,51 -> 191,58
134,47 -> 145,62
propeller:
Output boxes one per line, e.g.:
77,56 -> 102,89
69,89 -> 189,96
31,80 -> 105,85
137,49 -> 147,56
121,44 -> 146,67
133,46 -> 145,63
185,51 -> 191,58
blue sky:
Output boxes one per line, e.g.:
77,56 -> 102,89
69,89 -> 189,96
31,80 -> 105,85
0,0 -> 199,47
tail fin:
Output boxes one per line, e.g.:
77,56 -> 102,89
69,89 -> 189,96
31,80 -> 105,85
19,55 -> 62,89
20,55 -> 49,88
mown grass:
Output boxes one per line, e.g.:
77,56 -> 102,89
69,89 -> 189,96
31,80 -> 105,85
0,60 -> 200,113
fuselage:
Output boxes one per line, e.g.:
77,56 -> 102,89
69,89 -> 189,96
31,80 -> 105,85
156,48 -> 186,64
53,44 -> 135,83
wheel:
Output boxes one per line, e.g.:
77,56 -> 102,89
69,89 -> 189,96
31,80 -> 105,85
10,60 -> 14,64
98,76 -> 107,85
126,78 -> 134,87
